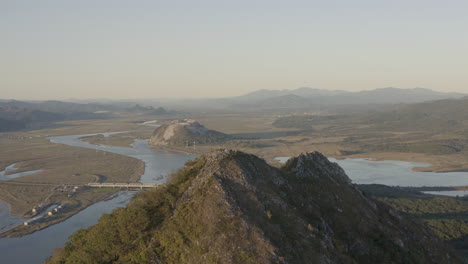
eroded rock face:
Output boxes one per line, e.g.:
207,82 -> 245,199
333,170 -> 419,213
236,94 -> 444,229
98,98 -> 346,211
49,150 -> 463,264
283,152 -> 351,184
149,119 -> 230,146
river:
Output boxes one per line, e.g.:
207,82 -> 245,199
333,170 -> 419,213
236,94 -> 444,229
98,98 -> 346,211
2,137 -> 468,263
0,132 -> 194,264
327,158 -> 468,188
0,163 -> 43,181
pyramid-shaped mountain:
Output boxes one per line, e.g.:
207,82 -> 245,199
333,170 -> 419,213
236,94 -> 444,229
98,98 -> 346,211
48,150 -> 462,264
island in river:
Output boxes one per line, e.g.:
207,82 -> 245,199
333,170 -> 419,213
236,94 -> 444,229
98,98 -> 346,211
0,130 -> 193,237
0,117 -> 194,238
2,113 -> 468,238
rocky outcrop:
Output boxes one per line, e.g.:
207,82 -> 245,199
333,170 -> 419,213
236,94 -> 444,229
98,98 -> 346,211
149,119 -> 230,146
48,150 -> 462,264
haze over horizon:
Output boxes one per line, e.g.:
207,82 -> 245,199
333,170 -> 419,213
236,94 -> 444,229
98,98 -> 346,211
2,1 -> 467,100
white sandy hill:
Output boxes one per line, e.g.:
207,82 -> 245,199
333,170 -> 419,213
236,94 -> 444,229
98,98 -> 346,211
149,119 -> 230,146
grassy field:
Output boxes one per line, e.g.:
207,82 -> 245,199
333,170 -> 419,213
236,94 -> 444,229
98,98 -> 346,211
382,196 -> 468,258
0,118 -> 151,236
79,123 -> 155,148
269,108 -> 468,172
87,112 -> 468,175
147,113 -> 468,173
1,110 -> 468,237
0,187 -> 116,238
358,184 -> 468,258
80,134 -> 136,148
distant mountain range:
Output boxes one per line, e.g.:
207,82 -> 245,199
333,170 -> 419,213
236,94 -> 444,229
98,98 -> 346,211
234,87 -> 350,101
0,100 -> 169,132
230,87 -> 466,110
1,88 -> 465,122
0,104 -> 109,132
156,87 -> 466,111
0,100 -> 115,114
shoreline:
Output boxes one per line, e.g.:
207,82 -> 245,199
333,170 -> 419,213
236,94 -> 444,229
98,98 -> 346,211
0,135 -> 161,238
0,190 -> 120,238
334,152 -> 468,173
152,142 -> 468,174
0,197 -> 29,219
1,133 -> 466,238
149,144 -> 204,156
0,131 -> 149,238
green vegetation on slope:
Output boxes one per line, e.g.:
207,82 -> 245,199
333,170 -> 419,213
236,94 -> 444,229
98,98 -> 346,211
48,151 -> 462,264
47,157 -> 207,263
377,196 -> 468,241
359,184 -> 468,260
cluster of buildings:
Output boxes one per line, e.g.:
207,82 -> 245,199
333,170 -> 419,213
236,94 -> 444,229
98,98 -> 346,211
24,204 -> 66,226
47,204 -> 65,216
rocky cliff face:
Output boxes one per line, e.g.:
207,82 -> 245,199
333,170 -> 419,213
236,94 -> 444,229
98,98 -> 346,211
149,119 -> 229,146
48,150 -> 462,264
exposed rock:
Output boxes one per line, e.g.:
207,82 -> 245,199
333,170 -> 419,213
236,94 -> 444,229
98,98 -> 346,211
149,119 -> 230,146
48,150 -> 463,264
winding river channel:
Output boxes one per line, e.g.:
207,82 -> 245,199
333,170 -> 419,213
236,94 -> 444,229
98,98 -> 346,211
0,132 -> 194,264
1,135 -> 468,263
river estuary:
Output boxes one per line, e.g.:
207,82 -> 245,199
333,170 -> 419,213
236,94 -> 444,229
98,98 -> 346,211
0,132 -> 194,263
1,137 -> 468,263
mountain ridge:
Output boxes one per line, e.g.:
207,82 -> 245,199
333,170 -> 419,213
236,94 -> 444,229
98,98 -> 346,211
231,87 -> 467,110
48,150 -> 462,264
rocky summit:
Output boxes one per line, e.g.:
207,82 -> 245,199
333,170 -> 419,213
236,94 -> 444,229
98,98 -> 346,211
149,119 -> 230,146
48,150 -> 462,264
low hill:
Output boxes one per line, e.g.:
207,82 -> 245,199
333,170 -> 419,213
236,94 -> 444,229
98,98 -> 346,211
125,105 -> 169,115
235,87 -> 349,101
48,150 -> 461,264
274,96 -> 468,130
272,96 -> 468,157
0,106 -> 64,131
0,100 -> 116,114
149,119 -> 230,146
335,87 -> 466,105
148,106 -> 168,115
0,104 -> 112,132
362,96 -> 468,125
0,118 -> 26,132
233,94 -> 313,109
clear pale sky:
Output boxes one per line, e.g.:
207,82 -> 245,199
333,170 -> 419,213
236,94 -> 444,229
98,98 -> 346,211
1,0 -> 467,100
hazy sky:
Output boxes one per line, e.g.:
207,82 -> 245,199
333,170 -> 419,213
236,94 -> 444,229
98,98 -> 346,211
1,0 -> 467,100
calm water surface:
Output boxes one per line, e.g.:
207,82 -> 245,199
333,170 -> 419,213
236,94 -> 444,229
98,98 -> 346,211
423,190 -> 468,197
2,137 -> 467,263
276,157 -> 468,187
0,163 -> 43,181
0,193 -> 133,263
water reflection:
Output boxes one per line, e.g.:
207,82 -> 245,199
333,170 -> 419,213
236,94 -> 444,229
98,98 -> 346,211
329,158 -> 468,187
0,132 -> 194,263
0,163 -> 43,181
275,156 -> 468,187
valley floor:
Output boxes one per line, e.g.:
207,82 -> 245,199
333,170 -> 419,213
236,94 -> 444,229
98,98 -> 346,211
1,112 -> 467,238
